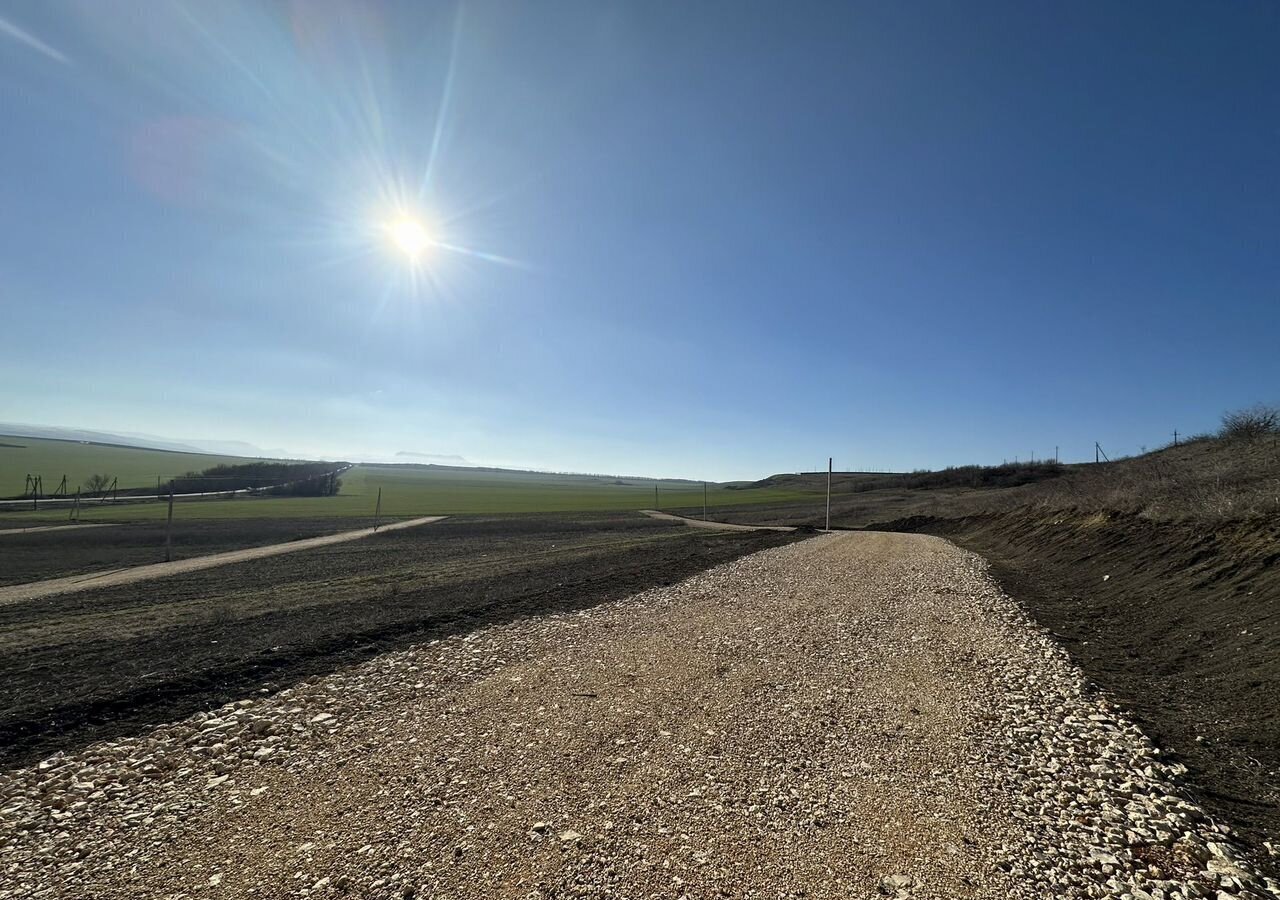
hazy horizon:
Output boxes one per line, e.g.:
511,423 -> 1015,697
3,2 -> 1277,480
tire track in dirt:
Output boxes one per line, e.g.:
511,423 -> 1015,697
0,516 -> 446,605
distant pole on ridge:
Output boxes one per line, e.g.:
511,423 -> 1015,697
826,457 -> 832,532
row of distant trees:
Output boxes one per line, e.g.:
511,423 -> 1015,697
167,462 -> 343,496
36,463 -> 342,499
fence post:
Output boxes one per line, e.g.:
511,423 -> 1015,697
165,483 -> 175,562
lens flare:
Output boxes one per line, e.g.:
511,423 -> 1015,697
387,217 -> 432,259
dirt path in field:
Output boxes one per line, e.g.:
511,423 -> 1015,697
0,522 -> 111,537
0,516 -> 447,606
641,508 -> 798,532
4,531 -> 1274,899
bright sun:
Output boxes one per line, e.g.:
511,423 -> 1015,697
387,217 -> 433,259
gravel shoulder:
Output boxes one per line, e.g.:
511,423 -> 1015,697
2,532 -> 1275,899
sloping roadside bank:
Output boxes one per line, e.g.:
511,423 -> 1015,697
878,509 -> 1280,878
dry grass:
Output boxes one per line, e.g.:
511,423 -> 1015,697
917,433 -> 1280,523
1019,435 -> 1280,521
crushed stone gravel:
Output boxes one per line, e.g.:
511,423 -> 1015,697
1,531 -> 1276,899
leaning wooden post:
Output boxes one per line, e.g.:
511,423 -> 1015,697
165,482 -> 175,562
373,487 -> 382,532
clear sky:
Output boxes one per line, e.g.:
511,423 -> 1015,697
1,1 -> 1276,479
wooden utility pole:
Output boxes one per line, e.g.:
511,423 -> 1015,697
165,483 -> 175,562
654,484 -> 659,510
1173,429 -> 1179,447
373,487 -> 382,532
825,457 -> 832,532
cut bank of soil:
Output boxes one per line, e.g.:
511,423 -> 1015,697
0,513 -> 801,769
880,509 -> 1280,876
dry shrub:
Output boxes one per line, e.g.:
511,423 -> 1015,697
1220,404 -> 1280,440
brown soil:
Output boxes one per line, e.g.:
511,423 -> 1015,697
0,516 -> 444,605
879,509 -> 1280,872
0,517 -> 385,587
0,512 -> 801,769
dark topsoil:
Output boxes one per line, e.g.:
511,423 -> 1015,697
0,512 -> 801,769
880,510 -> 1280,870
0,517 -> 380,587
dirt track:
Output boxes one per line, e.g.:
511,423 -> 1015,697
4,532 -> 1273,899
0,523 -> 110,537
640,509 -> 798,532
0,516 -> 446,605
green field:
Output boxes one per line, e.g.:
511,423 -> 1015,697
0,436 -> 274,498
4,459 -> 814,522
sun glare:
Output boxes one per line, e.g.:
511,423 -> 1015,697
387,217 -> 433,259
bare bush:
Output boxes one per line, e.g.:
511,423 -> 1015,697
83,473 -> 112,494
1220,404 -> 1280,440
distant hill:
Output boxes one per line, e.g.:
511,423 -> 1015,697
394,450 -> 472,465
0,435 -> 290,497
0,424 -> 297,461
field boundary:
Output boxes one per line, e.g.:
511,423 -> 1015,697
0,515 -> 447,606
0,523 -> 113,537
640,509 -> 798,532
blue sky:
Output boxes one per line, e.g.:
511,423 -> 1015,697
1,1 -> 1276,479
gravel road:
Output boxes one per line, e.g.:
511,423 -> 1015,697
2,532 -> 1275,899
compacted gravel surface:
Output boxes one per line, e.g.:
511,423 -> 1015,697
1,532 -> 1276,899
